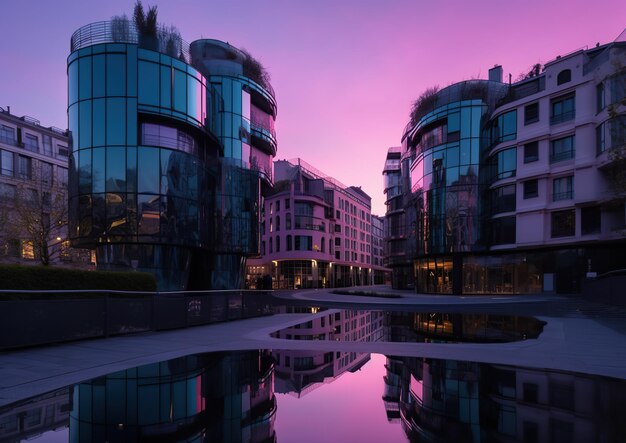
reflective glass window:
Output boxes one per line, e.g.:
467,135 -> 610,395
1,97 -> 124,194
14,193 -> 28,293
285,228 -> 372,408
126,147 -> 137,193
106,54 -> 126,96
1,150 -> 14,176
492,216 -> 516,245
79,101 -> 92,149
523,179 -> 538,199
492,185 -> 516,214
596,83 -> 605,113
138,61 -> 159,106
68,61 -> 78,104
79,57 -> 92,100
92,148 -> 105,193
138,147 -> 159,193
106,147 -> 126,192
106,98 -> 126,145
78,149 -> 91,194
173,69 -> 187,113
92,98 -> 105,147
551,95 -> 575,124
550,136 -> 575,163
160,65 -> 172,108
92,54 -> 106,98
552,176 -> 573,201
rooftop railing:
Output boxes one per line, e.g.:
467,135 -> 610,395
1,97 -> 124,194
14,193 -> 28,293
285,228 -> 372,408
71,20 -> 192,64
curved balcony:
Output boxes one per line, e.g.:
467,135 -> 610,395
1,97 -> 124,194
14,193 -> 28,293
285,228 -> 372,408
71,20 -> 192,63
251,117 -> 277,156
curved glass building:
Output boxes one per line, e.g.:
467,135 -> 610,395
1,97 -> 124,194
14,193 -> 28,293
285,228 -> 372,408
402,79 -> 507,294
67,21 -> 277,290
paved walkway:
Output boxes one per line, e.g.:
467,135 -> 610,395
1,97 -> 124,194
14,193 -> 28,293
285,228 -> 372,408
2,288 -> 626,408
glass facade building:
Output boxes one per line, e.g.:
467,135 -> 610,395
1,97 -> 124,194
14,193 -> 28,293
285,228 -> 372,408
392,42 -> 626,295
67,22 -> 277,290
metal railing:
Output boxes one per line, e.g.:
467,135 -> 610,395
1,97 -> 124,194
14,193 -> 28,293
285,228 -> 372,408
550,110 -> 575,125
71,20 -> 192,64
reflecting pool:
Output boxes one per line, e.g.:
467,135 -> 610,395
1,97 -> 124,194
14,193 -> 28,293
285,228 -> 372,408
2,349 -> 626,443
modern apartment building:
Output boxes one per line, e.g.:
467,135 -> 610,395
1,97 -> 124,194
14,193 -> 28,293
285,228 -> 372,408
389,38 -> 626,294
67,19 -> 277,290
247,158 -> 388,289
0,107 -> 79,265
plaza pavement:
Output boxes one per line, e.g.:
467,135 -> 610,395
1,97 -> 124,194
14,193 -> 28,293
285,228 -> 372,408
1,286 -> 626,408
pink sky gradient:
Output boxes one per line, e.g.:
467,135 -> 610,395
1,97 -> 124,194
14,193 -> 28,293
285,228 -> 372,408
274,353 -> 406,442
1,0 -> 625,214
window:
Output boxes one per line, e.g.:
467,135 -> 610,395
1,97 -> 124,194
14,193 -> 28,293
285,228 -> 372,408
492,216 -> 516,245
287,235 -> 292,251
276,200 -> 280,212
550,136 -> 575,163
269,237 -> 273,253
491,185 -> 516,214
1,150 -> 14,176
21,240 -> 35,259
335,237 -> 341,246
556,69 -> 571,85
275,235 -> 280,252
524,141 -> 538,163
551,94 -> 575,124
581,206 -> 601,235
41,162 -> 53,187
489,110 -> 517,145
610,71 -> 626,105
295,235 -> 312,251
523,383 -> 539,403
0,183 -> 15,201
24,134 -> 39,152
286,213 -> 291,230
523,179 -> 538,199
553,176 -> 573,201
269,218 -> 273,232
321,237 -> 325,253
1,125 -> 15,145
285,198 -> 290,209
524,103 -> 539,124
58,167 -> 68,187
42,135 -> 53,156
596,123 -> 606,155
57,146 -> 69,158
276,215 -> 280,231
490,147 -> 517,181
551,209 -> 575,237
17,155 -> 32,179
269,203 -> 273,214
597,83 -> 605,113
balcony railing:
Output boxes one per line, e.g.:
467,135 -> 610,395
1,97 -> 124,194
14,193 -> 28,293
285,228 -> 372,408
71,20 -> 191,63
549,150 -> 575,163
550,110 -> 575,125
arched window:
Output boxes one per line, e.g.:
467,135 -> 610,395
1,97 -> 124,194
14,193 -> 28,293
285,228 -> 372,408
557,69 -> 571,85
276,235 -> 280,252
269,237 -> 273,254
276,216 -> 280,231
321,237 -> 325,253
287,235 -> 292,251
286,213 -> 291,230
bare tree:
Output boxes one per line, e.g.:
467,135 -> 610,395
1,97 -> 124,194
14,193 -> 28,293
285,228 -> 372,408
7,163 -> 67,265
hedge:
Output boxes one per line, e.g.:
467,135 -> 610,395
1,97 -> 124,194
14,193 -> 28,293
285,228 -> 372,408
0,265 -> 157,292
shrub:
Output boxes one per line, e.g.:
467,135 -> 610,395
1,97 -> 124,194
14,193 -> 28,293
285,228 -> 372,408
0,265 -> 156,292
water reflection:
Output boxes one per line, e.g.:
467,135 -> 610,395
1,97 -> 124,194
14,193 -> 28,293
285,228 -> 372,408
3,350 -> 626,443
69,351 -> 275,442
385,355 -> 626,443
273,309 -> 544,343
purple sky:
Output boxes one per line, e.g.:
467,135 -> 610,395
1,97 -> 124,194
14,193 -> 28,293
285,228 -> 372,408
1,0 -> 625,214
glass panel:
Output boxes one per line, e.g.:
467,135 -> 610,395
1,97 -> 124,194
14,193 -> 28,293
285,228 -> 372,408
106,147 -> 126,192
174,69 -> 187,113
92,98 -> 105,147
106,53 -> 126,96
68,61 -> 78,104
126,46 -> 137,96
160,65 -> 172,108
126,100 -> 137,145
138,147 -> 159,194
106,98 -> 126,145
92,54 -> 106,97
126,147 -> 137,193
138,61 -> 159,106
79,56 -> 92,100
92,148 -> 105,193
76,101 -> 91,150
78,149 -> 91,194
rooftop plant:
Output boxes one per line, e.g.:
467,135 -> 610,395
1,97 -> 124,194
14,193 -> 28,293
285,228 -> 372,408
409,86 -> 440,126
240,48 -> 271,90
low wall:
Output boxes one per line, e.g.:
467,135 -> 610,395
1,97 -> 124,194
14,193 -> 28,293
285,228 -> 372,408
581,276 -> 626,306
0,290 -> 274,350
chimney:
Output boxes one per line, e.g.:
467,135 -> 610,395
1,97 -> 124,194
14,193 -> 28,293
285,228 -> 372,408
489,65 -> 503,83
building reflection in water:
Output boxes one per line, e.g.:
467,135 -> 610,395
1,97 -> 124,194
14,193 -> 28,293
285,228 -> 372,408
384,356 -> 626,443
385,312 -> 544,343
68,351 -> 276,442
271,307 -> 384,396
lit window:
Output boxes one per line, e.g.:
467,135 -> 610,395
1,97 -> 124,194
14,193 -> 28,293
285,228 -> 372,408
21,240 -> 35,259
